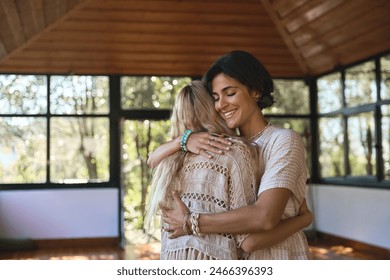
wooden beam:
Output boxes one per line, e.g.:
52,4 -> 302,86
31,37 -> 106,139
260,0 -> 308,74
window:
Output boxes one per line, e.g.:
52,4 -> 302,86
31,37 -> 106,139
382,105 -> 390,180
347,112 -> 376,176
121,76 -> 191,109
318,72 -> 342,113
319,116 -> 344,177
380,55 -> 390,100
264,79 -> 312,176
120,76 -> 191,230
317,54 -> 389,187
0,75 -> 110,186
345,61 -> 376,107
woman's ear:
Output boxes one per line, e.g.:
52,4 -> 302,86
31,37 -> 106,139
251,90 -> 261,102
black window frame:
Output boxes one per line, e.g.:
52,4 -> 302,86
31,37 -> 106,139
314,51 -> 390,189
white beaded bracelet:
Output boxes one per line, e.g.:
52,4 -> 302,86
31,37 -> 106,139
190,212 -> 204,237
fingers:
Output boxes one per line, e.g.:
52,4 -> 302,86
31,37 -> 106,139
171,191 -> 191,218
198,138 -> 231,158
207,134 -> 232,151
186,132 -> 232,157
167,228 -> 184,239
162,224 -> 184,239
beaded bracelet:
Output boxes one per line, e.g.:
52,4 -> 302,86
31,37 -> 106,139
182,213 -> 191,235
180,129 -> 192,152
190,212 -> 204,237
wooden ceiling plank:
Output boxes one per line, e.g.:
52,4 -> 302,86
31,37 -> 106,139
16,0 -> 46,39
260,0 -> 308,74
0,40 -> 7,58
33,0 -> 46,29
56,21 -> 276,37
11,50 -> 297,65
305,22 -> 390,74
0,61 -> 302,78
0,0 -> 26,51
43,0 -> 68,26
0,0 -> 91,65
292,0 -> 388,48
271,0 -> 309,18
29,40 -> 291,56
39,30 -> 290,48
69,9 -> 271,25
84,0 -> 266,15
299,4 -> 390,59
67,0 -> 86,11
0,54 -> 296,74
282,0 -> 345,34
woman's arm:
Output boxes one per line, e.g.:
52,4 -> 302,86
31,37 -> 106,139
147,137 -> 180,168
162,188 -> 290,236
240,200 -> 313,253
162,130 -> 306,236
147,132 -> 232,168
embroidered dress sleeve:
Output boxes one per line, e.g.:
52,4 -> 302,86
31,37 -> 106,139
258,130 -> 307,205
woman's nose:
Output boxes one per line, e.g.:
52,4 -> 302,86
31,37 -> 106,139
216,96 -> 228,110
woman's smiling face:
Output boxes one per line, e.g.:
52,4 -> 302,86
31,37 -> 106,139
211,73 -> 260,132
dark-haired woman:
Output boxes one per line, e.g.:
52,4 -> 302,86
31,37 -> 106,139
149,51 -> 312,259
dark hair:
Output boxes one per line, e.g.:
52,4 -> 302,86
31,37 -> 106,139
203,50 -> 274,109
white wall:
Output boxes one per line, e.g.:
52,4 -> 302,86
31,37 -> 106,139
310,184 -> 390,249
0,188 -> 118,239
1,184 -> 389,251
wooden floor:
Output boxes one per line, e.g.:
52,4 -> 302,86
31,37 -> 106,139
0,234 -> 389,260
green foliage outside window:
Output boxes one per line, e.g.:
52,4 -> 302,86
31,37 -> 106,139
121,76 -> 191,231
0,74 -> 110,184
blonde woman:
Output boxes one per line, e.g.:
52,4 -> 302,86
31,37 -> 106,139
146,80 -> 312,260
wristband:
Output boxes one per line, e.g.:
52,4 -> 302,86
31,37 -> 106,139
180,129 -> 192,152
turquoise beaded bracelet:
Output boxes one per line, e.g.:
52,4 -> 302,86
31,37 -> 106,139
180,129 -> 192,152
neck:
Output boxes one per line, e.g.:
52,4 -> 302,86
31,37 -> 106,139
239,113 -> 269,139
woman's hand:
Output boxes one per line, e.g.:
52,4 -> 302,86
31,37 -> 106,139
186,132 -> 232,158
161,192 -> 190,239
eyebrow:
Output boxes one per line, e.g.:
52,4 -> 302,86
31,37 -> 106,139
213,86 -> 239,94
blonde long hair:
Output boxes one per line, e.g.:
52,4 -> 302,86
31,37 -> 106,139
146,80 -> 235,228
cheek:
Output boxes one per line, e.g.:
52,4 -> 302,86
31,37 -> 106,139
214,102 -> 220,113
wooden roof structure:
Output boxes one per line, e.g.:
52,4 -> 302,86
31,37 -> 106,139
0,0 -> 389,78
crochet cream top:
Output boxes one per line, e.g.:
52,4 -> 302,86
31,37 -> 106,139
160,137 -> 261,260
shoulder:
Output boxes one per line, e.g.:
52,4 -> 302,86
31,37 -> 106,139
257,125 -> 305,163
219,137 -> 259,165
266,125 -> 304,148
269,125 -> 298,140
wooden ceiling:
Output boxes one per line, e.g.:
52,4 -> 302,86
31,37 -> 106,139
0,0 -> 389,78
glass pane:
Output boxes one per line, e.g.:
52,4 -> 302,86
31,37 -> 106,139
382,105 -> 390,180
345,60 -> 376,107
121,76 -> 191,109
317,72 -> 342,113
0,75 -> 47,114
264,79 -> 309,114
0,117 -> 46,183
348,112 -> 376,176
267,118 -> 311,177
50,117 -> 109,183
50,76 -> 109,114
319,117 -> 344,177
381,55 -> 390,100
122,119 -> 170,233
